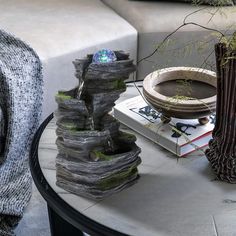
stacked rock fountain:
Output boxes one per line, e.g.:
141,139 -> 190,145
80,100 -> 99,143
54,50 -> 141,199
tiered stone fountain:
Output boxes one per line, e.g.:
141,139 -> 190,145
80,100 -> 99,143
54,51 -> 141,199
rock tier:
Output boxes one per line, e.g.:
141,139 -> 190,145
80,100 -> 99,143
55,51 -> 142,199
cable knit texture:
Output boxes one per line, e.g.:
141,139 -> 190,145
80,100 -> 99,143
0,30 -> 43,235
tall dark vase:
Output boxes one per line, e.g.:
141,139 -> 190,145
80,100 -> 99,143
206,42 -> 236,183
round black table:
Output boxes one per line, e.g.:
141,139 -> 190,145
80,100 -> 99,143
29,86 -> 234,236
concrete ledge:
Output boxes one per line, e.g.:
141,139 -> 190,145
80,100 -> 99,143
102,0 -> 236,80
0,0 -> 137,118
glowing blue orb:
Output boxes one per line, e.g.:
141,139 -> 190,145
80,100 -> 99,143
92,49 -> 117,63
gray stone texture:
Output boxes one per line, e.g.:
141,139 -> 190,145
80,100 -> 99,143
55,52 -> 142,199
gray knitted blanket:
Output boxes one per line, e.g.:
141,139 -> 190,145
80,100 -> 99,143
0,30 -> 43,235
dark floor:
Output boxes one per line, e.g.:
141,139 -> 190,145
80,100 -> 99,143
14,183 -> 51,236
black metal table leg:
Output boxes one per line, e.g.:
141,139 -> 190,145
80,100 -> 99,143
47,205 -> 84,236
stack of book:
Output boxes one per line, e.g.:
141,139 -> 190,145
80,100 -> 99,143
114,95 -> 215,157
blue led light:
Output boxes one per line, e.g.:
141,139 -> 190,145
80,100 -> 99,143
92,49 -> 117,63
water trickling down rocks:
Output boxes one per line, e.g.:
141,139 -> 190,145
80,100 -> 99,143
54,51 -> 142,199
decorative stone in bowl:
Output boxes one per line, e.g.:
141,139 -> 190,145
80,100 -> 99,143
143,67 -> 217,124
54,50 -> 142,200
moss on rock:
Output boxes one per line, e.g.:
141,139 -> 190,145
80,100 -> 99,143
56,92 -> 73,100
117,131 -> 137,144
90,150 -> 114,161
98,167 -> 138,190
113,79 -> 126,90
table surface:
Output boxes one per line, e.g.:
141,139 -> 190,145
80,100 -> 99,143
37,85 -> 236,236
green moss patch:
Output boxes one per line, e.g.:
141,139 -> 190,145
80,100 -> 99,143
117,131 -> 136,143
56,91 -> 73,100
60,121 -> 87,133
113,79 -> 126,90
98,167 -> 138,190
90,150 -> 114,161
62,122 -> 78,131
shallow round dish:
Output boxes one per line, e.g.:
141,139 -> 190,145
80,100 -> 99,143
143,67 -> 217,123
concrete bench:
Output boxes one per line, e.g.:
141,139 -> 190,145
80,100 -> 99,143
1,0 -> 236,118
0,0 -> 137,118
102,0 -> 236,80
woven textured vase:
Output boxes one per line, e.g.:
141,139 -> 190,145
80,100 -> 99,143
206,42 -> 236,183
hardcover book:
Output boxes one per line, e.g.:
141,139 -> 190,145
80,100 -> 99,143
114,95 -> 215,157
